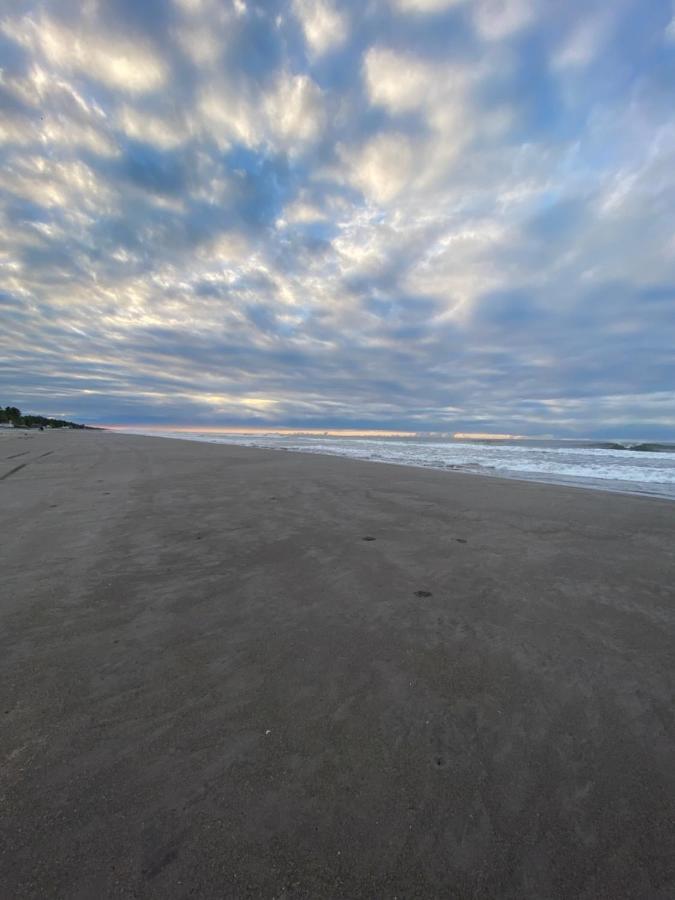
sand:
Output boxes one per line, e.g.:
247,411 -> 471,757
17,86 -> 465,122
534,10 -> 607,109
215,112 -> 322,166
1,429 -> 674,899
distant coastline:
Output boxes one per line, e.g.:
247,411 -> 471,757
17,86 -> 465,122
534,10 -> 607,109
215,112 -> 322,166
0,404 -> 91,430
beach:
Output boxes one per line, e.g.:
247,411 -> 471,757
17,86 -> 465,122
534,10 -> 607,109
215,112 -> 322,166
1,428 -> 674,898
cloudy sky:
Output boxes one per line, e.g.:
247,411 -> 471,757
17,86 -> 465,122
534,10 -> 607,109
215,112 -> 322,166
1,0 -> 674,436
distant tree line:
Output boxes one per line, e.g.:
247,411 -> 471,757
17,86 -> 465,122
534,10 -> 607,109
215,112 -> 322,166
0,405 -> 85,429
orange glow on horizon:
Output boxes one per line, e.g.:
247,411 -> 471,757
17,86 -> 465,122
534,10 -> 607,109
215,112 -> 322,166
104,425 -> 418,437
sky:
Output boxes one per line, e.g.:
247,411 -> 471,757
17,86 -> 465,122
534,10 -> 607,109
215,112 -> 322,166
1,0 -> 674,438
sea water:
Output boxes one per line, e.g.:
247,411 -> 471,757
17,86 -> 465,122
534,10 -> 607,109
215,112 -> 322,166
122,431 -> 675,500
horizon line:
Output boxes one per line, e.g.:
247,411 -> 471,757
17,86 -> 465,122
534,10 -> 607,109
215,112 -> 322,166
105,425 -> 548,440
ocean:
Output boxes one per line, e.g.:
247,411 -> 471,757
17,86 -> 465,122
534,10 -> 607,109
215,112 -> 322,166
121,431 -> 675,500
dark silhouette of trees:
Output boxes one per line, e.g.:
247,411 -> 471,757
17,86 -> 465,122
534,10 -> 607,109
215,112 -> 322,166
0,405 -> 84,428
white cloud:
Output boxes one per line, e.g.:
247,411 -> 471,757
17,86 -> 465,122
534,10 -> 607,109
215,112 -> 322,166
175,24 -> 223,65
198,83 -> 256,148
196,230 -> 252,267
0,117 -> 34,147
364,46 -> 441,113
265,73 -> 325,149
473,0 -> 537,41
5,15 -> 167,94
342,131 -> 415,204
199,72 -> 324,152
363,46 -> 472,188
293,0 -> 348,57
0,154 -> 112,213
117,106 -> 189,150
173,0 -> 208,12
666,7 -> 675,43
390,0 -> 536,37
404,218 -> 511,318
281,197 -> 328,224
0,60 -> 116,155
40,115 -> 117,156
392,0 -> 466,13
364,45 -> 474,134
553,15 -> 611,69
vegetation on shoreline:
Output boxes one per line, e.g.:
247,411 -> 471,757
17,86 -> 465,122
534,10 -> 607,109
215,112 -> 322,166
0,405 -> 86,429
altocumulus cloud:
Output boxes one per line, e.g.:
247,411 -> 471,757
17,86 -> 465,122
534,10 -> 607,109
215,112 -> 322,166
1,0 -> 674,437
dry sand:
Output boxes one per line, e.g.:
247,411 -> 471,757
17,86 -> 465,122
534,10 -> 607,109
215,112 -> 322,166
1,429 -> 674,899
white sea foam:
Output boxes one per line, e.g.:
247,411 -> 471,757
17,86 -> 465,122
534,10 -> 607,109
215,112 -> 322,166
120,430 -> 675,499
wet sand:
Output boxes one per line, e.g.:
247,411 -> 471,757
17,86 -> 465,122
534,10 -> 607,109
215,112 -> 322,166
1,429 -> 674,899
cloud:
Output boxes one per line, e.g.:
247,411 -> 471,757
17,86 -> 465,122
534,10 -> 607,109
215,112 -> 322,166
116,105 -> 188,150
362,45 -> 472,186
5,12 -> 167,94
364,46 -> 448,114
392,0 -> 465,13
198,68 -> 324,153
472,0 -> 538,41
666,3 -> 675,42
265,73 -> 326,148
553,14 -> 612,69
390,0 -> 537,42
342,131 -> 416,204
293,0 -> 349,58
0,0 -> 674,436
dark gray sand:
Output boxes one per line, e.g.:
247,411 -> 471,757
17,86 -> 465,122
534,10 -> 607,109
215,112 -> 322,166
1,429 -> 674,899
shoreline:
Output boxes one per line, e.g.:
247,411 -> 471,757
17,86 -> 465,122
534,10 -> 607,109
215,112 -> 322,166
109,427 -> 675,503
2,429 -> 674,898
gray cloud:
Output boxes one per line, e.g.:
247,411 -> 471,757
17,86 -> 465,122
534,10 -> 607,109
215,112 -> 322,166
0,0 -> 674,437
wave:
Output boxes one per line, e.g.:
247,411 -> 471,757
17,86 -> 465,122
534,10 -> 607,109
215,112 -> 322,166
622,443 -> 675,453
118,429 -> 675,499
